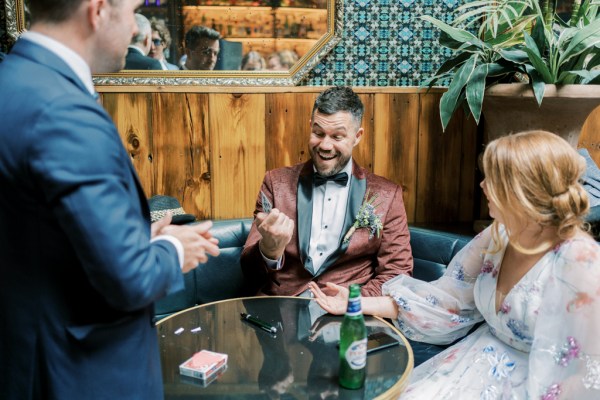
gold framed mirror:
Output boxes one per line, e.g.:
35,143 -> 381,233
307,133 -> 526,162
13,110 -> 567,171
4,0 -> 343,86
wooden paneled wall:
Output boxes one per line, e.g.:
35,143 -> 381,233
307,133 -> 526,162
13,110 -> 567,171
98,86 -> 481,224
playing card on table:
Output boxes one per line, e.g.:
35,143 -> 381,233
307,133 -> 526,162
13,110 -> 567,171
261,190 -> 272,214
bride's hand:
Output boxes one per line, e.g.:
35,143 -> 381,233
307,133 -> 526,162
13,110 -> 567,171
308,282 -> 348,315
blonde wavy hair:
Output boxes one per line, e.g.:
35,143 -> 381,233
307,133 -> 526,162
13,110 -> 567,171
483,130 -> 589,254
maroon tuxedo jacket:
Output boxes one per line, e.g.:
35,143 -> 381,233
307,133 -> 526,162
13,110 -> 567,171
241,160 -> 413,297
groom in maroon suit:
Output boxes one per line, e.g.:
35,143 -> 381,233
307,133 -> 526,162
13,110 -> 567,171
241,86 -> 413,297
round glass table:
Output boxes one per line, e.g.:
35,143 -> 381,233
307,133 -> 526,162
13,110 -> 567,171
157,296 -> 413,399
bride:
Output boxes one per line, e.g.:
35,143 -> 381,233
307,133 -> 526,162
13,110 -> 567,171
309,130 -> 600,399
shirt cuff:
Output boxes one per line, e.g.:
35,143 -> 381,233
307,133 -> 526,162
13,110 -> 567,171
152,234 -> 184,270
260,247 -> 283,270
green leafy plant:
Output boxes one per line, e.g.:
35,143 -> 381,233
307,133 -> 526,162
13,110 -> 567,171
422,0 -> 600,130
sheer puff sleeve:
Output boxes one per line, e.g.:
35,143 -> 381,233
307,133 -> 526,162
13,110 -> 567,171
528,236 -> 600,399
382,228 -> 493,345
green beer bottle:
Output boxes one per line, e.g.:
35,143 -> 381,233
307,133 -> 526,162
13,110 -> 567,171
338,284 -> 367,389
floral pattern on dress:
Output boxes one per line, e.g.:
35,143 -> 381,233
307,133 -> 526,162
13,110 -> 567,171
506,319 -> 533,342
380,225 -> 600,400
426,294 -> 439,306
552,336 -> 580,367
583,357 -> 600,390
452,263 -> 466,281
499,301 -> 511,314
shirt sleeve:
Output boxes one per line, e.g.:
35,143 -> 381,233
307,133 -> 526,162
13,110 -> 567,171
152,235 -> 184,270
382,228 -> 492,344
260,247 -> 283,270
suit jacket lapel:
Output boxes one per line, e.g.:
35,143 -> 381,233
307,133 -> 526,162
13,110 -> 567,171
316,161 -> 367,275
297,162 -> 314,264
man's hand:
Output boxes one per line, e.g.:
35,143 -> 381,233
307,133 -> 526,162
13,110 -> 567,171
151,212 -> 172,238
162,221 -> 220,273
308,282 -> 348,315
256,208 -> 294,260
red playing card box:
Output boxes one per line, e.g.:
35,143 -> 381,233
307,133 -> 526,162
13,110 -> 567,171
180,364 -> 228,387
179,350 -> 228,380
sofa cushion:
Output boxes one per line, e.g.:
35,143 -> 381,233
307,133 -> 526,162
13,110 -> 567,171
154,218 -> 253,320
194,218 -> 254,304
409,226 -> 472,282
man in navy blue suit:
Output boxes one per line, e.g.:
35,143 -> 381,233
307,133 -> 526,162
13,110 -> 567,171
123,13 -> 162,70
0,0 -> 220,398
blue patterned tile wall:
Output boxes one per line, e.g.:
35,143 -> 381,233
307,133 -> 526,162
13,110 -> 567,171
0,0 -> 468,86
302,0 -> 466,86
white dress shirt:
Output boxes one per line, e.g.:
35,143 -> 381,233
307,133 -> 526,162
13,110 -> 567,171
308,160 -> 352,274
262,160 -> 353,276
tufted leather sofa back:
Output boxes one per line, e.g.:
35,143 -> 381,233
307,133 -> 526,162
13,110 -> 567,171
154,219 -> 473,320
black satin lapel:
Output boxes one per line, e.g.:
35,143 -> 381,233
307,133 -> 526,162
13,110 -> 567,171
297,173 -> 313,264
315,175 -> 367,276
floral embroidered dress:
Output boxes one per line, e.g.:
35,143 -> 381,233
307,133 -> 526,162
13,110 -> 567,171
382,225 -> 600,399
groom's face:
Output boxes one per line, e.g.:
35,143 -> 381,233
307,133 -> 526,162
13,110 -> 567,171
308,110 -> 363,177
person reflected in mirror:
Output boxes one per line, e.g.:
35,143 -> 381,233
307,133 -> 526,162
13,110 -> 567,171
309,130 -> 600,399
241,50 -> 267,71
182,25 -> 220,70
123,13 -> 162,70
149,18 -> 178,70
266,49 -> 298,71
241,86 -> 413,298
0,0 -> 221,398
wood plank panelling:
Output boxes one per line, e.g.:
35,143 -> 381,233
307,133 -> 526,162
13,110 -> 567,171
153,93 -> 211,220
265,93 -> 317,169
354,94 -> 375,171
373,93 -> 420,222
209,93 -> 266,219
100,88 -> 482,224
416,93 -> 478,223
103,93 -> 155,196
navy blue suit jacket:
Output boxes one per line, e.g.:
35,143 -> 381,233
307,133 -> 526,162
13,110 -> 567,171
0,38 -> 184,399
124,47 -> 162,70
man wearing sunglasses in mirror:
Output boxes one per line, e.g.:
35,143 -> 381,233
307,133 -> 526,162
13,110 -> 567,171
182,25 -> 220,71
149,18 -> 179,71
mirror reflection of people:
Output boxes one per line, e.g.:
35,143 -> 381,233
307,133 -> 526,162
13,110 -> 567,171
309,130 -> 600,399
266,49 -> 298,71
124,13 -> 162,70
0,0 -> 221,397
241,50 -> 266,71
149,18 -> 178,70
240,86 -> 413,297
182,25 -> 220,70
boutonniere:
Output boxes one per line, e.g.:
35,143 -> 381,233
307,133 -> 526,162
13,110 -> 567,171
343,189 -> 383,244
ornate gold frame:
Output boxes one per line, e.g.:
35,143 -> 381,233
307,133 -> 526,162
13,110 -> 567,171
4,0 -> 343,86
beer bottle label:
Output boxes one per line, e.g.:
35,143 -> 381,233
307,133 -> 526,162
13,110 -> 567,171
345,297 -> 362,317
344,338 -> 367,369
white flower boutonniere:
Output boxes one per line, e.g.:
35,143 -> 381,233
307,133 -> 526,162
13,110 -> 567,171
343,189 -> 383,244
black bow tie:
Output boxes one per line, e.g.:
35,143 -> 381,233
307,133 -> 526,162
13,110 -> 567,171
314,172 -> 348,187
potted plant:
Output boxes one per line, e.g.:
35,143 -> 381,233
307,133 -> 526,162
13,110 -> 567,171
421,0 -> 600,145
